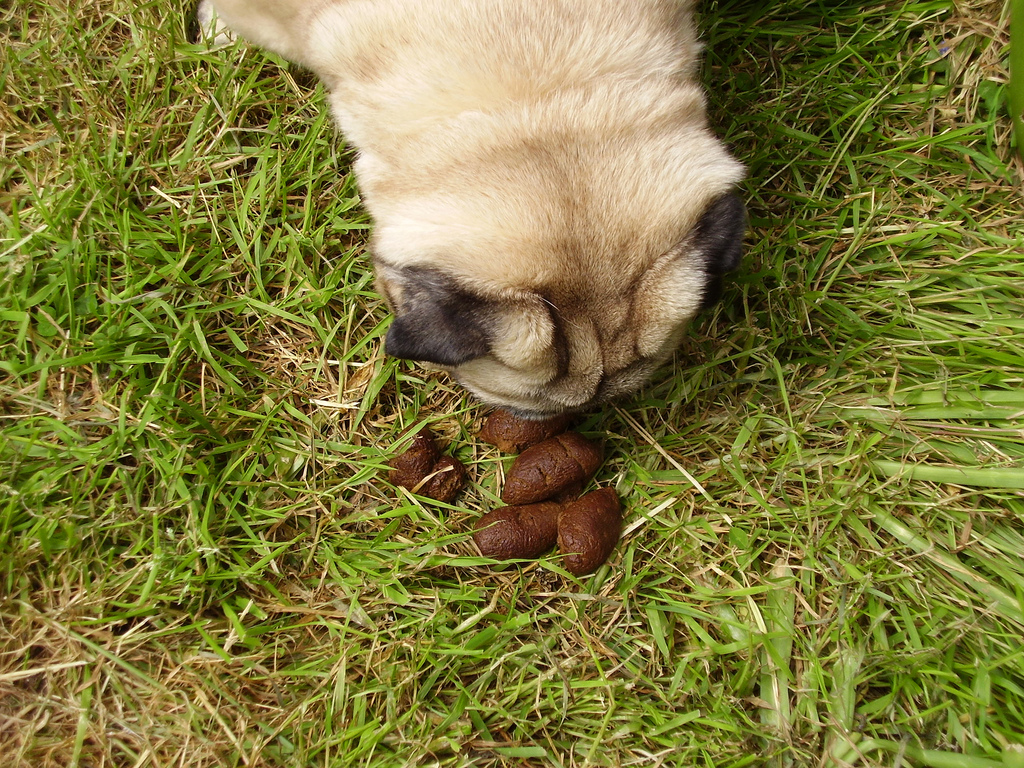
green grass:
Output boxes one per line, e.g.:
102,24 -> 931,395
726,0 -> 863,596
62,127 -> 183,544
2,0 -> 1023,765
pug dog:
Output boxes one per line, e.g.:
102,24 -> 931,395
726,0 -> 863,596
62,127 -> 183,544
197,0 -> 746,417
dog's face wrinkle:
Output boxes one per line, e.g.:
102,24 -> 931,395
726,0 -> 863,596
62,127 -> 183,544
535,278 -> 652,406
538,293 -> 572,380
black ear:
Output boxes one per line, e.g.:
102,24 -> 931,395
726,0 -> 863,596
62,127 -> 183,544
383,268 -> 492,366
694,192 -> 746,311
695,192 -> 747,275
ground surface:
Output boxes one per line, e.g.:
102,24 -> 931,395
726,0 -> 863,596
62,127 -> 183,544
2,1 -> 1024,766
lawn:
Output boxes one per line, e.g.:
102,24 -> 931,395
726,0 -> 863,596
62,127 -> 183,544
2,0 -> 1023,766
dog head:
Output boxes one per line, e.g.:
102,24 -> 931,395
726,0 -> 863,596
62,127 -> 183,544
370,111 -> 745,417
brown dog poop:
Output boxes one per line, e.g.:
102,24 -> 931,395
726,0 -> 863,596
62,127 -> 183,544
473,488 -> 623,574
478,409 -> 574,454
501,432 -> 603,506
388,432 -> 439,486
388,430 -> 467,503
557,488 -> 622,576
417,455 -> 468,503
472,502 -> 562,560
389,418 -> 621,574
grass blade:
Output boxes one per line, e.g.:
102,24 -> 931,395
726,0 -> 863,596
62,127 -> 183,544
872,461 -> 1024,489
